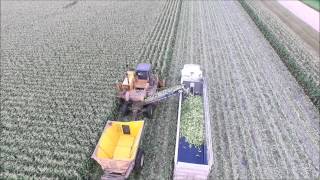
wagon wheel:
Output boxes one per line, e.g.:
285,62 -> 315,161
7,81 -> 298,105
145,105 -> 154,118
134,149 -> 145,171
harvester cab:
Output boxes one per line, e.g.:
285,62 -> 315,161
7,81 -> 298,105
116,63 -> 163,118
134,63 -> 152,89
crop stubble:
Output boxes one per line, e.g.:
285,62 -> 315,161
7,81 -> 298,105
165,0 -> 319,179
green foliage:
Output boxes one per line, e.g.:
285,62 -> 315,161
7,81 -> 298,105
301,0 -> 320,11
180,95 -> 204,147
239,0 -> 320,111
160,0 -> 182,79
1,1 -> 167,179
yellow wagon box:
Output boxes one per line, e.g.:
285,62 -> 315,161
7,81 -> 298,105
92,120 -> 145,179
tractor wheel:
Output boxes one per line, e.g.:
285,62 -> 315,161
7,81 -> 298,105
119,102 -> 129,116
134,149 -> 145,171
145,105 -> 154,118
158,80 -> 166,88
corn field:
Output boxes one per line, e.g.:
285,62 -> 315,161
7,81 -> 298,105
1,0 -> 319,179
1,1 -> 165,178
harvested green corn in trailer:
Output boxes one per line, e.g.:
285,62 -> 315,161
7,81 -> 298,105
180,95 -> 204,147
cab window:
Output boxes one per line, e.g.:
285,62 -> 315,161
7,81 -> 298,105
136,71 -> 148,80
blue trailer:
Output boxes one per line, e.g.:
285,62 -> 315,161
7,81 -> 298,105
173,64 -> 213,180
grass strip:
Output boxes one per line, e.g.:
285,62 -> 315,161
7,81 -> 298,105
301,0 -> 320,11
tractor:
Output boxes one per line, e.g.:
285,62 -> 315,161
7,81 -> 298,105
116,63 -> 164,118
116,63 -> 185,119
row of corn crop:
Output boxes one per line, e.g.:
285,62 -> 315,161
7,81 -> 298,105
0,1 -> 156,179
239,0 -> 320,110
138,0 -> 182,79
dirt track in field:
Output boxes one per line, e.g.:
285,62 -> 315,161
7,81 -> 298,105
165,1 -> 320,179
259,0 -> 319,56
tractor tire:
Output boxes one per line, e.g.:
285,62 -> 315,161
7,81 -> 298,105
158,80 -> 166,88
119,102 -> 129,116
145,105 -> 154,118
134,149 -> 145,171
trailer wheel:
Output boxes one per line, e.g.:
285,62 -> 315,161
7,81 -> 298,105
134,149 -> 145,171
145,105 -> 154,118
170,158 -> 175,179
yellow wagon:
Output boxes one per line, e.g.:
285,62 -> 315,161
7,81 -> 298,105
92,120 -> 145,179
